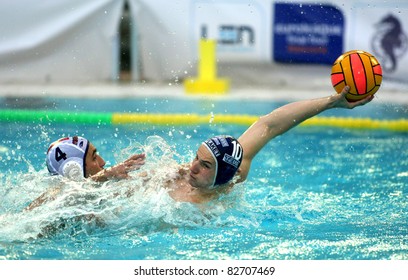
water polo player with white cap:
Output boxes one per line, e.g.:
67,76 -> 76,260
46,136 -> 91,181
45,136 -> 145,182
26,137 -> 145,211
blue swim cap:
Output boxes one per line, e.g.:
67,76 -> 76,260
203,135 -> 243,187
46,136 -> 89,179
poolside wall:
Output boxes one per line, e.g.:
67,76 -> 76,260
0,0 -> 407,90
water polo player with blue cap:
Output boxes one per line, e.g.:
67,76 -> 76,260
169,135 -> 244,203
170,86 -> 374,203
202,135 -> 243,188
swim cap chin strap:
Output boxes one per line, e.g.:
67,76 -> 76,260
46,136 -> 89,180
203,136 -> 243,188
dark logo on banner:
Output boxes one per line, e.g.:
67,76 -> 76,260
273,3 -> 344,64
372,14 -> 408,72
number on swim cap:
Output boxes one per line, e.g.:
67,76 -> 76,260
55,147 -> 67,162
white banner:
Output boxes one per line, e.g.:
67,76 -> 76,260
0,0 -> 124,83
128,0 -> 271,82
346,1 -> 408,83
129,0 -> 408,84
127,0 -> 193,82
191,0 -> 270,61
0,0 -> 406,84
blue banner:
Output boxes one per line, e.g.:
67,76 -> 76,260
273,3 -> 344,64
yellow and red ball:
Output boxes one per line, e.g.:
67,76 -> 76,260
331,50 -> 382,101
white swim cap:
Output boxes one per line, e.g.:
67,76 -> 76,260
46,136 -> 89,179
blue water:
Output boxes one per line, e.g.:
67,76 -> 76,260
0,96 -> 407,260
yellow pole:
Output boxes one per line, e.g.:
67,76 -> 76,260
199,40 -> 216,81
184,39 -> 229,94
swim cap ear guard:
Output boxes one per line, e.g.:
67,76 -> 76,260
61,159 -> 84,181
203,135 -> 243,188
46,136 -> 89,180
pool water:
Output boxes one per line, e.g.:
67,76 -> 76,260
0,97 -> 407,260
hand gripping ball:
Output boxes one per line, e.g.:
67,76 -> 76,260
331,50 -> 383,101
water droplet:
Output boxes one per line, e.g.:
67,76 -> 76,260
209,112 -> 214,123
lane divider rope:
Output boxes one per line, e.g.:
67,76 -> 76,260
1,109 -> 407,132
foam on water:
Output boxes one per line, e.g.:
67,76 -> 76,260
0,136 -> 249,244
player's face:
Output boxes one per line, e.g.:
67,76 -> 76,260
188,145 -> 216,189
84,143 -> 106,177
